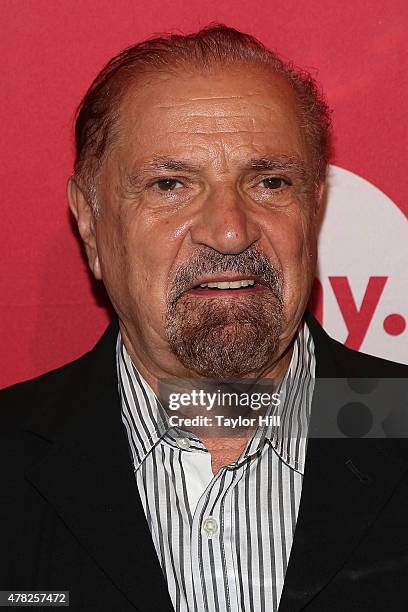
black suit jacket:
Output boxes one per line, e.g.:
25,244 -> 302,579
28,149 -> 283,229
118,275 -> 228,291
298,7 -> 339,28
1,313 -> 408,611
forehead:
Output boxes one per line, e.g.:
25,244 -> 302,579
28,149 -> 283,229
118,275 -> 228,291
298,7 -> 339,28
116,65 -> 305,166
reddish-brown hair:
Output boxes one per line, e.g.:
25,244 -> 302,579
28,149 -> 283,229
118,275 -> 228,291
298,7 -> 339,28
74,24 -> 331,200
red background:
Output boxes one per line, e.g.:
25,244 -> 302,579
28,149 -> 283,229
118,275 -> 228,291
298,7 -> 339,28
1,0 -> 407,389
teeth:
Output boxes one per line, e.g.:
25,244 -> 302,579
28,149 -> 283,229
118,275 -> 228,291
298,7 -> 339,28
199,279 -> 256,289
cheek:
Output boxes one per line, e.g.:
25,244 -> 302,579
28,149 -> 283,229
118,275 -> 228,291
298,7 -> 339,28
115,213 -> 184,314
263,211 -> 316,298
265,212 -> 311,267
94,208 -> 144,307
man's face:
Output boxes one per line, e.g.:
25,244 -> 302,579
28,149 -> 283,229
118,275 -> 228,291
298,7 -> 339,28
79,65 -> 321,380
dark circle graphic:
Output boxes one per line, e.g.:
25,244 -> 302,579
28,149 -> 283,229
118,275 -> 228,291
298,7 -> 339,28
383,314 -> 406,336
347,378 -> 379,394
337,402 -> 373,438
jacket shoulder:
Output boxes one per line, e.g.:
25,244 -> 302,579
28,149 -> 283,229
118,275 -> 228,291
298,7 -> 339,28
304,311 -> 408,378
328,335 -> 408,377
0,351 -> 92,431
0,319 -> 118,436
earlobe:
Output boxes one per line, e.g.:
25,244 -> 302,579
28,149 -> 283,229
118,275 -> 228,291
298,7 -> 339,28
67,176 -> 102,280
92,253 -> 102,279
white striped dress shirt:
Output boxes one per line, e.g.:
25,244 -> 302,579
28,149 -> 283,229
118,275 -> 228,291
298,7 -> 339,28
117,321 -> 316,612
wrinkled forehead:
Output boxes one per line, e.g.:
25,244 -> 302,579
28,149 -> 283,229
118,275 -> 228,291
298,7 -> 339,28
114,66 -> 306,166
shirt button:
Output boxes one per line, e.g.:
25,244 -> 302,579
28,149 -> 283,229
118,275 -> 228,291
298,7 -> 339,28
176,437 -> 191,449
202,516 -> 218,537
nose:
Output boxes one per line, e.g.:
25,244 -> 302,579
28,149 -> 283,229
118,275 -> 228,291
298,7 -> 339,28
189,185 -> 261,254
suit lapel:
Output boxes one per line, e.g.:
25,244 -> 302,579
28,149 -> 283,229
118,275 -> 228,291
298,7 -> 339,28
24,319 -> 174,612
279,314 -> 408,610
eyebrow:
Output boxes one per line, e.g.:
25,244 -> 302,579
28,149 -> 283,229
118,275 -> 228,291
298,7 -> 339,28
248,156 -> 304,171
124,156 -> 199,190
129,156 -> 201,178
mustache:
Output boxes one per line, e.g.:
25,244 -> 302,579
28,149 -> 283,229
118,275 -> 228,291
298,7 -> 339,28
167,245 -> 283,305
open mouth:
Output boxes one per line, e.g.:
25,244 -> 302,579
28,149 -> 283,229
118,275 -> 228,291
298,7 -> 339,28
187,278 -> 267,296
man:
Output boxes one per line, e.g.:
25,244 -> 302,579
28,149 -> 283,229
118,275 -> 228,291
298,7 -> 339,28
1,24 -> 407,612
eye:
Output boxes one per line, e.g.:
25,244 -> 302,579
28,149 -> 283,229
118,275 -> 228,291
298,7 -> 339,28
153,178 -> 183,191
259,177 -> 290,190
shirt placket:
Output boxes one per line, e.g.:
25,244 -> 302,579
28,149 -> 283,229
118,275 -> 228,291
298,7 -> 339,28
189,462 -> 244,612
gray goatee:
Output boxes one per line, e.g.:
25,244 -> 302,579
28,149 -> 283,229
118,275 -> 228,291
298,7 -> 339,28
165,246 -> 284,379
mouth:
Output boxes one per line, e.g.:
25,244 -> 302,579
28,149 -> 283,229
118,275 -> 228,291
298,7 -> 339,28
186,275 -> 268,297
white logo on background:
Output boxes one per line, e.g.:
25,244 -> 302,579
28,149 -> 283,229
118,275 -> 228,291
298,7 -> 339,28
310,165 -> 407,364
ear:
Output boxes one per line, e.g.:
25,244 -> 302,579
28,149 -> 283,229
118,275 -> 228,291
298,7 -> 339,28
67,176 -> 102,280
311,180 -> 326,226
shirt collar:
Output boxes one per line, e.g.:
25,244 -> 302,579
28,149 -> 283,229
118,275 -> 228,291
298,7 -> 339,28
117,320 -> 315,475
252,320 -> 316,473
